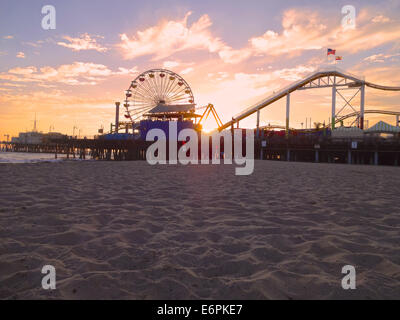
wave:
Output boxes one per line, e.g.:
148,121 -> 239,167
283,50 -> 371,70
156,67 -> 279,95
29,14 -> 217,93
0,152 -> 85,164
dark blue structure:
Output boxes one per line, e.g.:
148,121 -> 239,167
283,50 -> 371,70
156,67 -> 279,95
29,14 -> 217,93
139,120 -> 200,140
102,133 -> 135,140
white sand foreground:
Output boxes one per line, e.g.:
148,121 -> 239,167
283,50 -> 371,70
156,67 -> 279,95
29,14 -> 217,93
0,160 -> 399,299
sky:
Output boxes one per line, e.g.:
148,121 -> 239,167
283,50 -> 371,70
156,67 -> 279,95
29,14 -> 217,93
1,0 -> 400,138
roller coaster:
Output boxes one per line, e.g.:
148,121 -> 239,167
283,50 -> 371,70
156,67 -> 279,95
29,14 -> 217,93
336,110 -> 400,126
219,67 -> 400,133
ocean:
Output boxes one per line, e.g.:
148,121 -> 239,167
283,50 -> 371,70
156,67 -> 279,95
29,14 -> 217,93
0,151 -> 66,163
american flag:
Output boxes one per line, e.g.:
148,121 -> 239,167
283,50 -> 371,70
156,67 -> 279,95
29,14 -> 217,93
327,48 -> 336,55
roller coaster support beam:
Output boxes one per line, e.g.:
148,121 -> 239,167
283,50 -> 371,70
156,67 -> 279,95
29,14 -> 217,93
360,84 -> 365,129
332,78 -> 336,130
256,109 -> 260,138
286,92 -> 290,137
220,69 -> 400,132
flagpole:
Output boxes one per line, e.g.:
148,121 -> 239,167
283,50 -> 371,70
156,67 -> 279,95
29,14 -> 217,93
325,49 -> 327,69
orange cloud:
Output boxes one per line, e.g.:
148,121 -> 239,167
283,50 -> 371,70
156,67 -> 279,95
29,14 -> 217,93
233,9 -> 400,60
272,65 -> 316,81
163,61 -> 180,69
117,8 -> 400,65
364,53 -> 400,63
57,33 -> 108,52
250,10 -> 327,56
372,15 -> 391,23
180,67 -> 194,75
119,11 -> 225,60
0,62 -> 137,86
16,52 -> 25,58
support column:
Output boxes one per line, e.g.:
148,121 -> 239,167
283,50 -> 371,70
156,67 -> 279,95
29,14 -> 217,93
115,102 -> 120,133
374,151 -> 379,165
286,92 -> 290,137
331,80 -> 336,130
360,84 -> 365,129
256,109 -> 260,138
396,115 -> 399,127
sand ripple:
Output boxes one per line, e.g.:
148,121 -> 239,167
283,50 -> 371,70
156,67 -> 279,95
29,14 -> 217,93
0,161 -> 399,299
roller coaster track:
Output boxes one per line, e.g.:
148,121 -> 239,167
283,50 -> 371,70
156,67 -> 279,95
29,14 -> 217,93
259,125 -> 295,130
219,67 -> 400,131
364,82 -> 400,91
336,110 -> 400,123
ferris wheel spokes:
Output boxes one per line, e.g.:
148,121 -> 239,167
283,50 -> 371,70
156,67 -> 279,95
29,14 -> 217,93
124,69 -> 195,121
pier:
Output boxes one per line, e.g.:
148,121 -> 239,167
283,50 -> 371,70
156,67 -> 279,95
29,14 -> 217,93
1,133 -> 400,166
255,135 -> 400,166
0,138 -> 152,161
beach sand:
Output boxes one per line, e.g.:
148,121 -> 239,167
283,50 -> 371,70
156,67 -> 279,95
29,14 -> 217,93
0,160 -> 399,299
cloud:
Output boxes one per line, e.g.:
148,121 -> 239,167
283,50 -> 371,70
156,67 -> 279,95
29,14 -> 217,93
207,71 -> 230,81
180,67 -> 194,75
119,11 -> 224,60
24,42 -> 41,48
117,9 -> 331,63
3,35 -> 13,39
0,82 -> 25,87
163,61 -> 180,69
118,8 -> 400,65
57,33 -> 108,52
115,66 -> 139,75
372,15 -> 391,23
214,9 -> 331,63
246,8 -> 400,58
9,66 -> 37,75
364,53 -> 400,63
272,65 -> 316,81
218,47 -> 254,64
23,38 -> 54,48
250,10 -> 327,56
0,62 -> 138,86
16,52 -> 25,58
118,11 -> 252,64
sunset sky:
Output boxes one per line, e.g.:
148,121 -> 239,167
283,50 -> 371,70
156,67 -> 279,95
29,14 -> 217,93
1,0 -> 400,138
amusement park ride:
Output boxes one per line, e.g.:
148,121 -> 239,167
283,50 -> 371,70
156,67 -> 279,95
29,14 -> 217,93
111,69 -> 223,137
221,67 -> 400,135
110,67 -> 400,139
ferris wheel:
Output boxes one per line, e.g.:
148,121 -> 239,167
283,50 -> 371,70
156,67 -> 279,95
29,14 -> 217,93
124,69 -> 195,122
